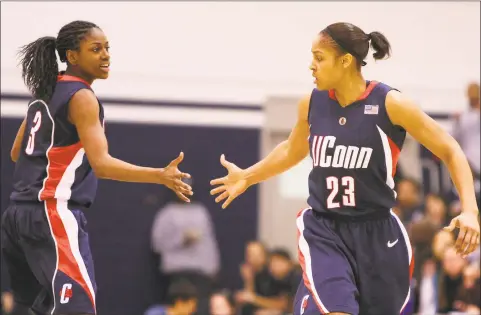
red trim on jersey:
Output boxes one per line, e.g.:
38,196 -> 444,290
328,80 -> 379,101
387,136 -> 401,177
40,142 -> 83,201
45,199 -> 95,310
57,74 -> 91,87
296,209 -> 326,314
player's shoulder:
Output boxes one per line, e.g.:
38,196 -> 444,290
370,80 -> 399,95
298,90 -> 318,120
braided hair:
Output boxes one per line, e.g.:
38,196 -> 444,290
18,20 -> 99,101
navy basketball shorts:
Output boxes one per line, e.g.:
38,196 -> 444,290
1,201 -> 97,315
293,208 -> 414,315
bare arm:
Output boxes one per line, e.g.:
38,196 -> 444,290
210,93 -> 311,208
386,90 -> 479,255
69,89 -> 192,199
11,118 -> 26,162
386,91 -> 478,214
244,94 -> 311,186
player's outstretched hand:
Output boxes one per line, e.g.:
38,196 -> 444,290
444,211 -> 480,258
162,152 -> 192,202
210,154 -> 248,209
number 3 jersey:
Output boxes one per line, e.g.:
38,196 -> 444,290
307,81 -> 406,216
10,75 -> 105,209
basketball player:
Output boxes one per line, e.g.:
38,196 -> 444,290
1,21 -> 192,315
210,22 -> 480,315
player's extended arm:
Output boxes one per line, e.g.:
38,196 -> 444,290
210,93 -> 311,208
10,118 -> 26,162
244,94 -> 311,186
386,90 -> 480,256
69,89 -> 192,201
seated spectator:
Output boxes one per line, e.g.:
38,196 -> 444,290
432,230 -> 455,262
417,257 -> 439,315
454,263 -> 481,313
395,178 -> 424,225
438,246 -> 467,313
210,290 -> 235,315
239,241 -> 270,293
410,219 -> 439,281
151,179 -> 219,314
424,193 -> 448,227
144,280 -> 198,315
268,249 -> 302,311
237,248 -> 302,315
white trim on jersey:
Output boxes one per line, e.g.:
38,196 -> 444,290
54,148 -> 85,200
376,125 -> 397,198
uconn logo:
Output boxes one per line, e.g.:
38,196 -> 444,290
311,135 -> 373,169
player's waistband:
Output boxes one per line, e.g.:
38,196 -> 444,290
312,209 -> 391,222
10,199 -> 89,211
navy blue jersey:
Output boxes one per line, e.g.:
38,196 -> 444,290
10,75 -> 105,208
307,81 -> 406,216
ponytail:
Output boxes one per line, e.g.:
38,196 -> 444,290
18,36 -> 58,102
369,31 -> 391,61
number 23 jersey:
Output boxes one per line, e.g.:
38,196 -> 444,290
307,81 -> 406,216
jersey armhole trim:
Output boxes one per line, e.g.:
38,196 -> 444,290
384,88 -> 406,132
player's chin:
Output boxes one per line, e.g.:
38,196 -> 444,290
96,71 -> 110,80
315,81 -> 328,91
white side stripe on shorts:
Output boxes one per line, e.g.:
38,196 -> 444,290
296,208 -> 329,314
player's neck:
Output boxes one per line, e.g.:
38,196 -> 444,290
64,67 -> 95,85
333,73 -> 367,107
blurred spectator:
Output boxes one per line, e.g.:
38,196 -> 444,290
424,193 -> 448,228
453,262 -> 481,313
417,257 -> 438,315
239,241 -> 269,294
144,280 -> 198,315
267,249 -> 302,311
395,178 -> 423,224
452,82 -> 480,207
236,241 -> 274,315
432,230 -> 455,262
151,178 -> 220,315
1,292 -> 14,315
438,246 -> 467,313
410,219 -> 439,281
209,290 -> 235,315
237,247 -> 302,315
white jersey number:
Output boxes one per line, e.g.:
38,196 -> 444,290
326,176 -> 356,209
25,111 -> 42,155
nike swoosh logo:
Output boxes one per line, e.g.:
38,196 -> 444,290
387,239 -> 399,247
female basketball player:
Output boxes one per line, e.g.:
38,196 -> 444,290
210,22 -> 480,315
2,21 -> 192,315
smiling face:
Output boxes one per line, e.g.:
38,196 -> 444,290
66,27 -> 110,81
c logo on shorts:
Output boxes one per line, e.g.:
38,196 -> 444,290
300,294 -> 309,314
60,283 -> 73,304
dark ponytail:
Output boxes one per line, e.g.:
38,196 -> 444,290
18,36 -> 58,102
369,31 -> 391,61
